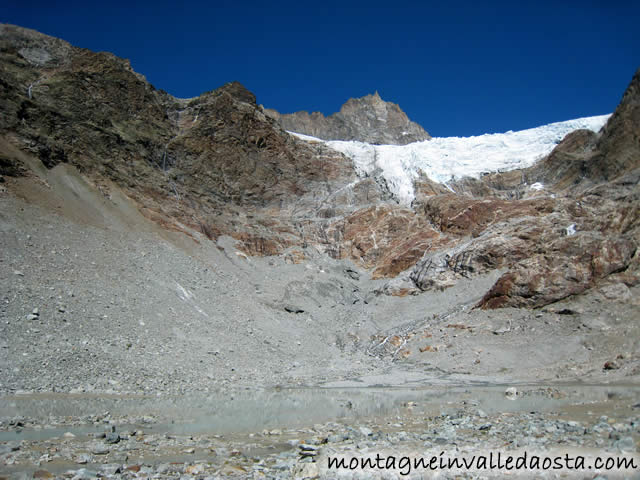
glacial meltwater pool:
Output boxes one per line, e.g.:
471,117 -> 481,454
1,383 -> 638,442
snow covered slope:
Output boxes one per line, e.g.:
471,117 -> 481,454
292,114 -> 610,205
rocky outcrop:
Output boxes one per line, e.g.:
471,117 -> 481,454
478,234 -> 636,309
528,68 -> 640,191
0,24 -> 175,176
264,92 -> 431,145
418,195 -> 555,236
319,205 -> 451,279
588,68 -> 640,181
408,164 -> 640,299
525,129 -> 600,190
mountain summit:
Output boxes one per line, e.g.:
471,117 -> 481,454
264,92 -> 431,145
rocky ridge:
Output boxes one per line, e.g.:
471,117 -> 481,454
263,92 -> 431,145
0,24 -> 385,257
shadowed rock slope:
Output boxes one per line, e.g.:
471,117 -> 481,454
0,24 -> 393,259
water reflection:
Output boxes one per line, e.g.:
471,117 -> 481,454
1,384 -> 638,440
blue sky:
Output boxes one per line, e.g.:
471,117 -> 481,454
4,0 -> 639,137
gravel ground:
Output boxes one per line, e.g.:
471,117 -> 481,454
1,385 -> 638,479
3,184 -> 638,396
1,171 -> 639,478
0,184 -> 388,395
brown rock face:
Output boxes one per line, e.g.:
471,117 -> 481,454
167,84 -> 357,208
264,92 -> 431,145
528,129 -> 599,190
589,68 -> 640,180
478,235 -> 636,309
418,195 -> 555,236
321,205 -> 450,279
407,167 -> 640,305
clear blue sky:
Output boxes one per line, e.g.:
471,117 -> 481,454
4,0 -> 639,137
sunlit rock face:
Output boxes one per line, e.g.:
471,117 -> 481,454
264,91 -> 431,145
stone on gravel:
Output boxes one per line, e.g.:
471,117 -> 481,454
90,443 -> 109,455
292,462 -> 319,479
32,471 -> 53,479
299,444 -> 319,456
75,453 -> 92,464
284,305 -> 304,314
345,269 -> 360,281
604,360 -> 620,370
99,464 -> 121,475
505,387 -> 518,399
185,464 -> 205,474
600,283 -> 632,301
71,469 -> 99,480
493,325 -> 511,335
614,436 -> 636,453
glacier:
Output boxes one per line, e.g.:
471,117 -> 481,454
291,114 -> 611,205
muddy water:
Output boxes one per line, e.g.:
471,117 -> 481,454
1,383 -> 638,441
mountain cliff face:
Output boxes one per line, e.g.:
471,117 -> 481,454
1,24 -> 638,314
469,68 -> 639,308
0,24 -> 384,258
263,92 -> 431,145
404,69 -> 640,308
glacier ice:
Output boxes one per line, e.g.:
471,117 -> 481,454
291,114 -> 610,205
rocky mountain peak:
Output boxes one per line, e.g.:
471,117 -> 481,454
350,90 -> 384,108
264,92 -> 431,145
214,81 -> 257,104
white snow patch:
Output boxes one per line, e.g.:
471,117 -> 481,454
530,182 -> 545,191
291,132 -> 325,142
291,114 -> 610,205
566,224 -> 577,236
